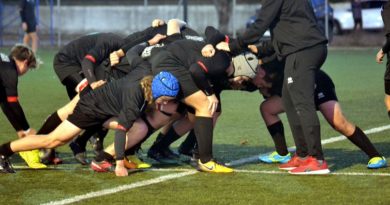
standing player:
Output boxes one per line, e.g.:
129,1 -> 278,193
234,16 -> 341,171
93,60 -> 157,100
376,1 -> 390,119
19,0 -> 39,53
217,0 -> 330,174
0,44 -> 46,169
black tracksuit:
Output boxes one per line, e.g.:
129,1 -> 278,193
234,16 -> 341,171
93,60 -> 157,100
0,54 -> 30,132
229,0 -> 328,159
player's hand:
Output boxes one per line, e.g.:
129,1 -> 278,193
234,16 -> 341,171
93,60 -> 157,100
376,49 -> 385,64
152,19 -> 165,27
27,128 -> 37,135
148,34 -> 166,46
110,50 -> 124,66
207,94 -> 219,116
248,45 -> 258,54
201,44 -> 215,57
22,22 -> 27,31
17,128 -> 37,138
115,160 -> 128,177
216,42 -> 230,52
90,80 -> 106,89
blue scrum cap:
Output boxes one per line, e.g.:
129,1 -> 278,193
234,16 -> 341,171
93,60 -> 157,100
152,71 -> 180,99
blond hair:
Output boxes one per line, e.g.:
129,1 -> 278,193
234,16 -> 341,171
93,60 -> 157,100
10,44 -> 37,69
140,75 -> 154,105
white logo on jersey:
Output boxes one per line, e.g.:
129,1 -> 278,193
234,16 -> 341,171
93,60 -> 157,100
141,43 -> 164,58
0,53 -> 10,62
184,35 -> 204,42
287,77 -> 293,84
317,92 -> 325,99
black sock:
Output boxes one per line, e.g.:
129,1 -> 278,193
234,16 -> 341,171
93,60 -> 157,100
74,127 -> 100,150
194,117 -> 213,163
124,148 -> 136,156
149,132 -> 165,151
347,126 -> 381,158
267,121 -> 288,156
37,111 -> 62,134
0,142 -> 14,157
179,129 -> 197,153
95,151 -> 114,162
158,128 -> 182,149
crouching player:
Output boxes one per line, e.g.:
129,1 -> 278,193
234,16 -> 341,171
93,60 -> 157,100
0,44 -> 46,169
0,71 -> 180,176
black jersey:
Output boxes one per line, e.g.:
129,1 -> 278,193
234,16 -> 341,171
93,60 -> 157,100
150,39 -> 231,96
54,33 -> 124,82
79,75 -> 146,130
121,24 -> 203,53
19,0 -> 36,26
0,53 -> 30,131
0,54 -> 19,100
229,0 -> 327,57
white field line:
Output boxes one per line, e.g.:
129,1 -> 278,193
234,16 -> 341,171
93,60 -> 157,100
41,170 -> 197,205
226,124 -> 390,167
13,166 -> 390,177
32,124 -> 389,204
153,168 -> 390,177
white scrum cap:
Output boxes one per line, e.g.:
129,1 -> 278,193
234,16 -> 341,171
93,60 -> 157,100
232,52 -> 259,78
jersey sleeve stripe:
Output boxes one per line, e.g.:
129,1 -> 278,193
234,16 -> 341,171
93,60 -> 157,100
197,61 -> 209,73
85,54 -> 96,63
7,96 -> 18,103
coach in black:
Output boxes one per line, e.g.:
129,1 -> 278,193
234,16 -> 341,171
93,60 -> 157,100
218,0 -> 329,174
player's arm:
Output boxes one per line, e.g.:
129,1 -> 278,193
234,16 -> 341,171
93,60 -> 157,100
228,0 -> 283,54
376,36 -> 390,64
202,26 -> 229,57
114,92 -> 143,177
1,98 -> 30,137
1,71 -> 31,137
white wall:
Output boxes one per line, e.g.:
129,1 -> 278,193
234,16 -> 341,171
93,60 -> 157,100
38,4 -> 258,35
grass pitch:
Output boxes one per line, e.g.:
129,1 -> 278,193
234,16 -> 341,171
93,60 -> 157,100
0,47 -> 389,205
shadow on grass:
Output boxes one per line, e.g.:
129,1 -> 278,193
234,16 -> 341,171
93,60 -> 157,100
325,142 -> 390,171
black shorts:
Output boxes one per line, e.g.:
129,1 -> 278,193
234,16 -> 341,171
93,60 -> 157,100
314,71 -> 338,109
53,53 -> 82,83
67,96 -> 109,129
384,80 -> 390,95
25,21 -> 36,33
62,72 -> 84,99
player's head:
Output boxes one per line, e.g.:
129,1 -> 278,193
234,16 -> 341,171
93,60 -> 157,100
151,71 -> 180,102
10,44 -> 37,75
231,52 -> 259,79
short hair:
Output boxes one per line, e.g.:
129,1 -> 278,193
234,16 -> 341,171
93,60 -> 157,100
10,44 -> 37,69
